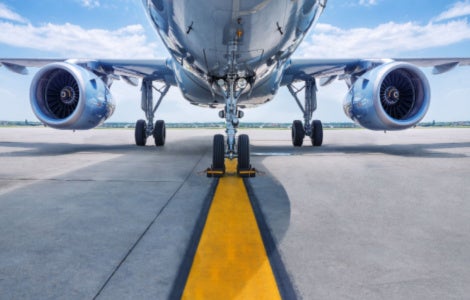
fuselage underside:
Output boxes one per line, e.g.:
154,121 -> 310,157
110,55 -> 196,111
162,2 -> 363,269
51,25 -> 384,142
143,0 -> 326,108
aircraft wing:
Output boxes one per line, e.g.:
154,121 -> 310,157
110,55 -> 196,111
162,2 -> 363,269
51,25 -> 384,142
281,58 -> 470,86
0,58 -> 176,85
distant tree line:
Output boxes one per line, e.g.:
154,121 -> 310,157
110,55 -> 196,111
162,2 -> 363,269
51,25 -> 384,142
1,120 -> 469,128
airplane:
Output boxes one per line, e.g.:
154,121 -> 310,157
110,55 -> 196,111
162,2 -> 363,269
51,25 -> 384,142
1,0 -> 470,177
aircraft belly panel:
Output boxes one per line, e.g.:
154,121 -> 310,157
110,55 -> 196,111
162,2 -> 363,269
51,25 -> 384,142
160,0 -> 290,76
145,0 -> 326,106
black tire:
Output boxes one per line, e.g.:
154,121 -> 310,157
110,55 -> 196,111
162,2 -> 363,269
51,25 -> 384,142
153,120 -> 166,146
237,134 -> 250,171
212,134 -> 225,171
311,120 -> 323,147
135,119 -> 147,146
292,120 -> 305,147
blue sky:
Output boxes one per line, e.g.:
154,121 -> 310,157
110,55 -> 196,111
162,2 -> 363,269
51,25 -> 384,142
1,0 -> 470,123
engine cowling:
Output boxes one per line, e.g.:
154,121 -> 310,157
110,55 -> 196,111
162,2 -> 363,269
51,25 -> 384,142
343,62 -> 430,130
30,62 -> 115,129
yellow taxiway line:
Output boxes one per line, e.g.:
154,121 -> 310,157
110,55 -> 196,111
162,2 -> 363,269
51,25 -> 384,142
182,159 -> 281,299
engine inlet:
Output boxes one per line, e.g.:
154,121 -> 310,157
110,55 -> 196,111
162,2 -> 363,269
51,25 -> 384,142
45,70 -> 80,119
379,69 -> 416,120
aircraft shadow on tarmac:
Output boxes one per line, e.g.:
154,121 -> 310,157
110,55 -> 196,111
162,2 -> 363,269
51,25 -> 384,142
251,142 -> 470,158
243,169 -> 295,297
0,141 -> 136,156
0,136 -> 211,157
2,135 -> 469,158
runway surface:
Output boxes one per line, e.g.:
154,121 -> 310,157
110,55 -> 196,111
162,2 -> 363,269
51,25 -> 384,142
1,127 -> 470,299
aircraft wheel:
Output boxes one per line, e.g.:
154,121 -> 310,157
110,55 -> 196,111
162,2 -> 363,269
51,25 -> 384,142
135,119 -> 147,146
237,134 -> 250,172
292,120 -> 305,147
212,134 -> 225,171
153,120 -> 166,146
311,120 -> 323,147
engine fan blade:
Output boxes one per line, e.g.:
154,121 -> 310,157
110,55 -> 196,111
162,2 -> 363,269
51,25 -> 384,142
45,70 -> 80,119
380,70 -> 416,120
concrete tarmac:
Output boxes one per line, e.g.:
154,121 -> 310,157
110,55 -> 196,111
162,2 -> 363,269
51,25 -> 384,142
1,127 -> 469,299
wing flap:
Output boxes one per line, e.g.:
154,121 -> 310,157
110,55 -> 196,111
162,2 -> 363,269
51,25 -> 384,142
1,62 -> 29,75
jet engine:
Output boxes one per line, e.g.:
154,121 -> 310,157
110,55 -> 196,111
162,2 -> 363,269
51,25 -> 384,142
30,62 -> 115,129
343,62 -> 430,130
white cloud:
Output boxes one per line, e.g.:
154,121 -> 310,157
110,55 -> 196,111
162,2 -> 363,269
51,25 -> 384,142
0,21 -> 165,58
297,20 -> 470,58
80,0 -> 100,8
358,0 -> 378,6
0,3 -> 168,58
0,3 -> 28,23
434,0 -> 470,22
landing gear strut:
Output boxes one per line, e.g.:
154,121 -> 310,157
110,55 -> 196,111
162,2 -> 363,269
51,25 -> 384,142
135,79 -> 170,147
207,76 -> 255,178
287,79 -> 323,147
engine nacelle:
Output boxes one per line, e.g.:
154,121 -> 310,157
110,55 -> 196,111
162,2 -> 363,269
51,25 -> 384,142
343,62 -> 430,130
30,62 -> 115,129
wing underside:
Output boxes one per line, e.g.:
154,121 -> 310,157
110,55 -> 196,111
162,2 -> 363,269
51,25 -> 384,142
3,56 -> 470,88
281,57 -> 470,86
0,58 -> 177,86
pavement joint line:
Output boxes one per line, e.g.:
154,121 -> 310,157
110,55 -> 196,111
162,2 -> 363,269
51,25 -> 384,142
92,151 -> 207,300
180,159 -> 283,299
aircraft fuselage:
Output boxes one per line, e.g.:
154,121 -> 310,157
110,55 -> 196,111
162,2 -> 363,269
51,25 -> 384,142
142,0 -> 326,107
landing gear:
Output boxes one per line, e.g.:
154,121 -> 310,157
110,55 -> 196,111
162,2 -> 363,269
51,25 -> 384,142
311,120 -> 323,147
212,134 -> 225,172
292,120 -> 305,147
206,75 -> 255,177
287,79 -> 324,147
153,120 -> 166,146
135,119 -> 147,146
134,78 -> 170,147
237,134 -> 253,177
